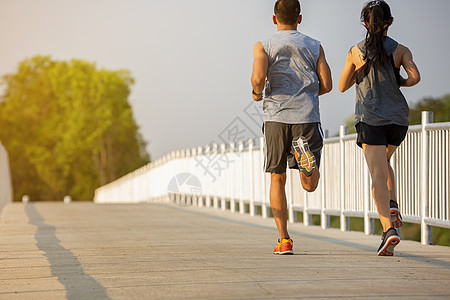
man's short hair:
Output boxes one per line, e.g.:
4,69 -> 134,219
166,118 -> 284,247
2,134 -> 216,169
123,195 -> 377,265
274,0 -> 301,25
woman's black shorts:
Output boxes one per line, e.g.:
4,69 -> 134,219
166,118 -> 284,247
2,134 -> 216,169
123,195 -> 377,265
356,122 -> 408,148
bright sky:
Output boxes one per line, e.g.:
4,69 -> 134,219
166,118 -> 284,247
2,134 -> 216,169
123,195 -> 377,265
1,0 -> 449,159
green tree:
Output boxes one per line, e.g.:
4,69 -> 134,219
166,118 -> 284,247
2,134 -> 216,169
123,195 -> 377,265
409,94 -> 450,125
345,114 -> 357,134
0,55 -> 149,201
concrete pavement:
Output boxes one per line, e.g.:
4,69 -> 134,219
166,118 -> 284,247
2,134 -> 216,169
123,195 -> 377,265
1,202 -> 450,299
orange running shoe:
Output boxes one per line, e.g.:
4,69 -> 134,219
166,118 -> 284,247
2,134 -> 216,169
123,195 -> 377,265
273,238 -> 294,255
293,136 -> 316,177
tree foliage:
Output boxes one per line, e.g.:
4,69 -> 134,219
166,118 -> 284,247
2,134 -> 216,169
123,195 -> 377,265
408,94 -> 450,125
0,56 -> 149,201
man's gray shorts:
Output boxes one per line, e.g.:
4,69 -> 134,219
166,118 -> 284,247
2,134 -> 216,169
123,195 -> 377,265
263,121 -> 324,174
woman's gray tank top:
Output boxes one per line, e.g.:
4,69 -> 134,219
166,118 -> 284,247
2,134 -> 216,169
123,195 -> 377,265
355,36 -> 409,126
261,31 -> 321,124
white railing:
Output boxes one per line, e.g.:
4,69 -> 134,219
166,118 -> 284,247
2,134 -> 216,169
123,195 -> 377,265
94,112 -> 450,245
0,141 -> 13,213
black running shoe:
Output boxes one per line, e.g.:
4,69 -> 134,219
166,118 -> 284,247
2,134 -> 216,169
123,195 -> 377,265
390,200 -> 403,228
377,227 -> 400,256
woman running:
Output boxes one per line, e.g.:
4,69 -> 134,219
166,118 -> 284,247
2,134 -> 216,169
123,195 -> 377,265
339,0 -> 420,256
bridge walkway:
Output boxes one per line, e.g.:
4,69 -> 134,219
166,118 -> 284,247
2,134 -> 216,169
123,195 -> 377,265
1,202 -> 449,299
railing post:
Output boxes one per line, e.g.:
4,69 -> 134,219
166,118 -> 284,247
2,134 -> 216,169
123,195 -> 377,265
239,141 -> 247,214
190,148 -> 197,206
197,146 -> 204,208
340,125 -> 349,231
175,150 -> 181,205
391,151 -> 401,238
321,130 -> 330,229
230,142 -> 236,213
182,149 -> 188,205
205,145 -> 211,208
220,143 -> 227,211
288,170 -> 297,223
421,111 -> 433,245
363,154 -> 374,235
22,195 -> 30,204
260,137 -> 270,219
249,139 -> 256,216
303,190 -> 309,226
212,143 -> 219,209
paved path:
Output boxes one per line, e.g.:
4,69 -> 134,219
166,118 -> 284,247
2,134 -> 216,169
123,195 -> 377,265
1,202 -> 450,299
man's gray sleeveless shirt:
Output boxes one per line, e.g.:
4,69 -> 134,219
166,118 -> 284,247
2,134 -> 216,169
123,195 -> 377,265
355,36 -> 409,126
261,31 -> 321,124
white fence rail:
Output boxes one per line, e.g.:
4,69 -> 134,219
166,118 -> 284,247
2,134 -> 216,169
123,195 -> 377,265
0,141 -> 13,213
95,112 -> 449,245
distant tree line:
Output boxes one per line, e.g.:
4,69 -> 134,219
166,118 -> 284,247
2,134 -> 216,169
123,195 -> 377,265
0,56 -> 150,201
408,94 -> 450,125
345,94 -> 450,134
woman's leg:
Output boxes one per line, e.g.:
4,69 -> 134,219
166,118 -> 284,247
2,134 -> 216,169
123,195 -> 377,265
362,144 -> 396,232
386,145 -> 404,228
386,145 -> 398,201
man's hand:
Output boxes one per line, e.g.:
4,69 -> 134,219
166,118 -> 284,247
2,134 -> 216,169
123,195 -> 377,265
252,90 -> 263,101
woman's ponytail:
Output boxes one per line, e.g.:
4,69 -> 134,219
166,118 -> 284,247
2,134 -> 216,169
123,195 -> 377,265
361,1 -> 393,68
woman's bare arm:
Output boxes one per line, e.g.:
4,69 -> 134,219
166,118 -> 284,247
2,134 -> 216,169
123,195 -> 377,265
399,45 -> 420,87
339,47 -> 356,93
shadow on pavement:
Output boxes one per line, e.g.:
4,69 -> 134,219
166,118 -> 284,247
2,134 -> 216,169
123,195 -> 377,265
25,203 -> 110,300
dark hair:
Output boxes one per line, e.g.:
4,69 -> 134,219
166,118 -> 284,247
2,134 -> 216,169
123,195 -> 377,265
274,0 -> 301,26
361,1 -> 393,67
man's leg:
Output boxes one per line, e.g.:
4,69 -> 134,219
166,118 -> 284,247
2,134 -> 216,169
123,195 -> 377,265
270,172 -> 289,240
299,168 -> 320,192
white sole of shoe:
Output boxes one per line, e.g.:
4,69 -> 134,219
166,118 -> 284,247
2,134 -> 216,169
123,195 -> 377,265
390,208 -> 403,228
279,250 -> 294,255
377,236 -> 400,256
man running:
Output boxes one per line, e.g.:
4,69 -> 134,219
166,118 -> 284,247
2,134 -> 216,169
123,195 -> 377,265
251,0 -> 332,255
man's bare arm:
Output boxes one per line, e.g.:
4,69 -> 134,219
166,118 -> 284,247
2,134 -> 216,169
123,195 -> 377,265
316,45 -> 332,96
251,42 -> 268,101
